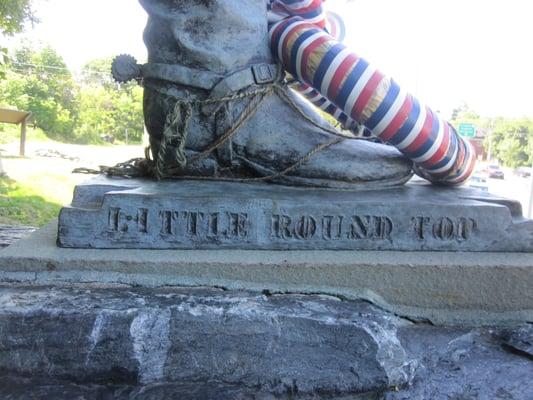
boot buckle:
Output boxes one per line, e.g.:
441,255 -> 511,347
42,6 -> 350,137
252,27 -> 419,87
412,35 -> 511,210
252,64 -> 277,85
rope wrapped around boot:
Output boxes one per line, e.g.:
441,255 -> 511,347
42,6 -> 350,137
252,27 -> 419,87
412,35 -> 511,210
73,82 -> 362,181
156,85 -> 275,180
158,101 -> 192,175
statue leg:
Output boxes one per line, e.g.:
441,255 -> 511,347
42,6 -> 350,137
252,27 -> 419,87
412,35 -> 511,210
139,0 -> 413,189
269,13 -> 476,184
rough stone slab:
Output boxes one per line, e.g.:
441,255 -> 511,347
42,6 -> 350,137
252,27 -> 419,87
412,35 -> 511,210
501,325 -> 533,359
0,225 -> 36,248
387,327 -> 533,400
2,222 -> 533,325
57,177 -> 533,252
0,285 -> 413,398
0,285 -> 531,400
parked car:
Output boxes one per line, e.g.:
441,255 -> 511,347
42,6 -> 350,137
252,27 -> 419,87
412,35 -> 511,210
100,134 -> 115,144
486,165 -> 504,179
468,174 -> 489,192
514,166 -> 532,178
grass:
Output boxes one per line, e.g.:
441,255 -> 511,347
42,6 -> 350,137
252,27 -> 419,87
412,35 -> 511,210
0,176 -> 61,227
0,124 -> 50,145
0,139 -> 144,228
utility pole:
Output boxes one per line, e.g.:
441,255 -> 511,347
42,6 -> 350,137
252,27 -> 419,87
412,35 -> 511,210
486,119 -> 494,162
527,155 -> 533,218
19,113 -> 32,157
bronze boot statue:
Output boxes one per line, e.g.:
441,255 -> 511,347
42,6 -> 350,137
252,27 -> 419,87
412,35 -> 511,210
129,0 -> 413,189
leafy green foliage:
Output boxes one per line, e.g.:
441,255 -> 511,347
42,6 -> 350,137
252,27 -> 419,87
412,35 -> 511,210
76,84 -> 143,144
76,58 -> 144,144
79,57 -> 116,88
0,47 -> 8,79
0,44 -> 78,139
0,0 -> 35,79
0,122 -> 49,144
488,120 -> 533,168
0,0 -> 36,36
0,46 -> 144,144
451,103 -> 533,168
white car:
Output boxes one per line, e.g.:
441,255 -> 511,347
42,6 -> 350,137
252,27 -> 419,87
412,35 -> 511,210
468,174 -> 489,192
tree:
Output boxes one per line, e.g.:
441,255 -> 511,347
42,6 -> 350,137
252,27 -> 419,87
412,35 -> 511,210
0,0 -> 37,79
76,84 -> 143,144
0,47 -> 8,80
451,102 -> 480,123
0,0 -> 36,35
1,50 -> 145,144
79,57 -> 116,88
0,43 -> 78,139
488,120 -> 533,168
76,58 -> 144,144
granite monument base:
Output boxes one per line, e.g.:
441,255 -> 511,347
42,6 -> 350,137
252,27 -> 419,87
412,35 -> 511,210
57,177 -> 533,252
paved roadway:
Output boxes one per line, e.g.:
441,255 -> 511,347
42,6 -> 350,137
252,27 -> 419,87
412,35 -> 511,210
485,171 -> 533,218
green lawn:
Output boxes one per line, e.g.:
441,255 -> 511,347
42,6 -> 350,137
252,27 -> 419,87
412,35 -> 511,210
0,124 -> 50,145
0,139 -> 144,228
0,176 -> 61,227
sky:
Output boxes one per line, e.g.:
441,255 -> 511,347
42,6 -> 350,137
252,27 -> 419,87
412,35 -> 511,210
4,0 -> 533,119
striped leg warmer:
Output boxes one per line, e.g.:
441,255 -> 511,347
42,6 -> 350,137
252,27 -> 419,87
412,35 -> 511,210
268,8 -> 476,184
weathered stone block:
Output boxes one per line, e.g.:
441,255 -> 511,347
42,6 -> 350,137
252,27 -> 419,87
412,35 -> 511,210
0,285 -> 413,397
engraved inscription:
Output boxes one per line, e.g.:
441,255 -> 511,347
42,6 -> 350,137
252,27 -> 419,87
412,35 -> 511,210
412,216 -> 477,241
321,216 -> 343,240
294,216 -> 317,240
108,207 -> 149,233
271,214 -> 393,241
108,207 -> 120,232
349,216 -> 393,240
433,217 -> 455,240
224,212 -> 249,238
412,217 -> 431,240
184,211 -> 204,236
107,207 -> 249,240
208,213 -> 219,237
137,208 -> 148,233
159,210 -> 174,235
158,210 -> 249,240
104,205 -> 481,246
271,215 -> 293,239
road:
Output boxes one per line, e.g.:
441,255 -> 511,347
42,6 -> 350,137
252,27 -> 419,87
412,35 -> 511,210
0,140 -> 144,206
486,172 -> 533,218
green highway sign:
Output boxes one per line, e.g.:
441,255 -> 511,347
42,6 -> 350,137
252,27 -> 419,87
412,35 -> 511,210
458,123 -> 476,138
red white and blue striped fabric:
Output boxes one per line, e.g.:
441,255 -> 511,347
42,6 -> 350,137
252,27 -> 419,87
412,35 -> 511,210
292,81 -> 373,137
269,0 -> 327,29
324,11 -> 345,42
268,4 -> 476,185
271,5 -> 366,138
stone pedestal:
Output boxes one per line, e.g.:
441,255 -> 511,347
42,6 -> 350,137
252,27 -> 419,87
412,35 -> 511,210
1,177 -> 532,398
58,177 -> 533,251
